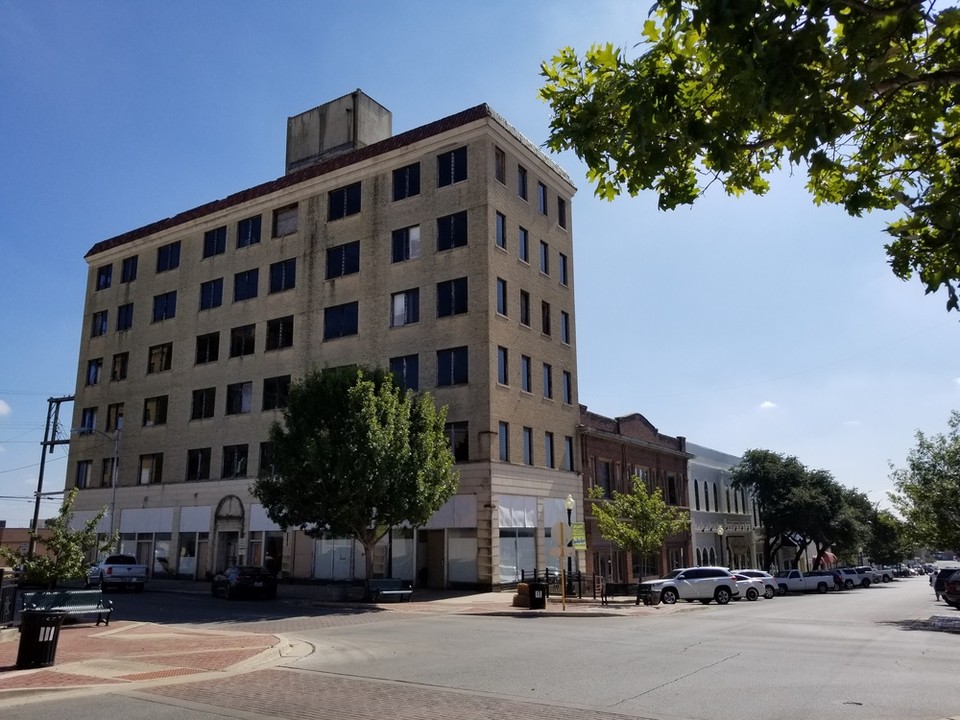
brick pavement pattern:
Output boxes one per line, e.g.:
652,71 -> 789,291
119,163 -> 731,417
145,667 -> 656,720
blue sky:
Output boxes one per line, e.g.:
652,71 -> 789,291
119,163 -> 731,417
2,1 -> 958,526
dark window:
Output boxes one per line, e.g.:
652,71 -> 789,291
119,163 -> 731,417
563,436 -> 574,471
95,264 -> 112,291
237,214 -> 262,247
562,370 -> 572,404
326,241 -> 360,278
496,278 -> 508,316
436,346 -> 468,386
262,375 -> 291,411
152,291 -> 177,322
521,355 -> 531,392
143,396 -> 168,426
195,332 -> 220,364
147,343 -> 173,374
222,444 -> 249,478
561,311 -> 570,344
273,204 -> 298,237
111,352 -> 128,381
544,432 -> 555,469
269,258 -> 296,293
266,316 -> 293,350
323,302 -> 359,340
186,448 -> 211,481
391,226 -> 420,262
542,363 -> 553,399
138,454 -> 163,485
259,442 -> 275,476
495,212 -> 506,249
497,346 -> 508,385
538,182 -> 548,215
328,182 -> 362,220
437,146 -> 467,187
191,388 -> 216,420
120,255 -> 138,283
517,165 -> 528,200
229,324 -> 256,357
156,241 -> 181,272
86,358 -> 103,386
494,147 -> 506,184
391,289 -> 420,327
518,227 -> 529,262
437,211 -> 468,251
522,427 -> 533,465
75,460 -> 92,489
393,163 -> 421,201
203,226 -> 226,258
558,197 -> 567,229
539,241 -> 550,275
80,407 -> 97,433
559,253 -> 569,285
541,301 -> 551,336
225,382 -> 252,415
498,421 -> 509,461
597,460 -> 612,496
91,310 -> 108,337
389,354 -> 419,391
668,476 -> 679,505
234,268 -> 259,301
444,421 -> 469,461
199,278 -> 223,310
116,303 -> 134,331
437,277 -> 468,317
519,290 -> 530,327
106,403 -> 123,432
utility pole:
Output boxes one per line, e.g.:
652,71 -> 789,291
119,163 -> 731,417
28,395 -> 74,559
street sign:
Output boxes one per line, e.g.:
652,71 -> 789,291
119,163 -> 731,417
571,522 -> 586,550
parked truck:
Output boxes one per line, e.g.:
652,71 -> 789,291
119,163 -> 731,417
86,554 -> 148,592
774,569 -> 832,594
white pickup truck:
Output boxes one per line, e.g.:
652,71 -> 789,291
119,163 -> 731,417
85,554 -> 149,592
774,569 -> 832,594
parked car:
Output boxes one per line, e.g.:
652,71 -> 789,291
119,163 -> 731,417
942,571 -> 960,608
933,567 -> 960,602
735,569 -> 777,599
815,568 -> 846,590
855,566 -> 885,584
733,573 -> 767,601
639,567 -> 740,606
86,554 -> 149,592
774,569 -> 833,594
835,567 -> 867,589
211,566 -> 278,600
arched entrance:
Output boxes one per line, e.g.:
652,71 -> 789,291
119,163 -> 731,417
213,494 -> 245,573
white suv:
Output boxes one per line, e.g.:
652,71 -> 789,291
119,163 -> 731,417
640,567 -> 741,606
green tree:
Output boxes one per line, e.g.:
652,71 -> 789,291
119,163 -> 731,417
540,1 -> 960,310
588,476 -> 690,581
0,489 -> 114,588
252,366 -> 459,580
865,509 -> 915,566
890,410 -> 960,553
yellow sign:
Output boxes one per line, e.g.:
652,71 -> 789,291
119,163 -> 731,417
571,522 -> 587,550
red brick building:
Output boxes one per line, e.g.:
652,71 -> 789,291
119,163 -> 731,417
578,406 -> 692,586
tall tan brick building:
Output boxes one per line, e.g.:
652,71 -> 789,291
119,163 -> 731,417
66,91 -> 581,589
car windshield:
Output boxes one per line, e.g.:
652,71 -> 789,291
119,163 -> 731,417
659,570 -> 682,580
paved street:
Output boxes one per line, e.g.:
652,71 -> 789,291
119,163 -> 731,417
1,576 -> 959,719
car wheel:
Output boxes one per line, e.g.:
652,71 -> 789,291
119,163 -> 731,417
715,587 -> 731,605
883,575 -> 891,583
862,579 -> 871,588
764,585 -> 775,600
817,583 -> 828,594
660,588 -> 678,605
778,584 -> 788,596
845,579 -> 854,590
746,588 -> 759,601
835,583 -> 842,591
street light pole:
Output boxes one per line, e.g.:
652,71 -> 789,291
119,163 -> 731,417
716,525 -> 726,568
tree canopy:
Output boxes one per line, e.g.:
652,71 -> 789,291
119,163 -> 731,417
252,366 -> 459,579
0,489 -> 114,588
588,476 -> 690,574
540,1 -> 960,310
890,409 -> 960,553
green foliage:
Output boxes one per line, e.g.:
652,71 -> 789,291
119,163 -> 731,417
588,477 -> 689,566
251,366 -> 459,578
0,489 -> 114,588
541,1 -> 960,310
865,509 -> 915,566
890,410 -> 960,553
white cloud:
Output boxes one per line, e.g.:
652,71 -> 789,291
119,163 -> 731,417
0,400 -> 11,416
758,401 -> 778,410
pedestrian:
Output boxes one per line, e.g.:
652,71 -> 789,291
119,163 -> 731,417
599,573 -> 608,606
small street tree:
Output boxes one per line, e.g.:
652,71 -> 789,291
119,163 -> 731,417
890,410 -> 960,554
588,476 -> 689,587
252,366 -> 459,580
865,509 -> 915,567
0,488 -> 114,588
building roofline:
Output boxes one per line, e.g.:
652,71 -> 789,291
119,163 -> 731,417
85,102 -> 573,260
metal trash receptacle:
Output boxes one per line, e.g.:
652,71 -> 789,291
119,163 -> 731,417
16,610 -> 66,669
529,582 -> 547,610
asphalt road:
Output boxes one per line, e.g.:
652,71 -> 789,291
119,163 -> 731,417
3,576 -> 958,720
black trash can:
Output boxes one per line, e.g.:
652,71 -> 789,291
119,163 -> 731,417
17,610 -> 66,669
529,582 -> 547,610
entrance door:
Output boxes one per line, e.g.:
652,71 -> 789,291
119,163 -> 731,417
196,537 -> 209,580
215,531 -> 239,573
416,530 -> 445,589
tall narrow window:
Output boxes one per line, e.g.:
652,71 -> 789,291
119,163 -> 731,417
327,241 -> 360,278
519,291 -> 530,327
539,241 -> 550,275
537,182 -> 548,215
111,352 -> 129,381
269,258 -> 296,293
518,227 -> 529,262
562,370 -> 573,405
563,436 -> 574,471
541,301 -> 551,336
496,278 -> 507,316
95,264 -> 112,291
138,454 -> 163,485
544,431 -> 555,469
557,197 -> 567,229
391,226 -> 420,263
106,403 -> 124,432
521,355 -> 531,392
560,311 -> 571,344
76,460 -> 92,489
559,253 -> 569,286
152,291 -> 177,322
391,289 -> 420,327
437,146 -> 467,187
517,165 -> 528,200
444,421 -> 469,462
522,427 -> 533,465
437,346 -> 468,386
80,407 -> 97,433
91,310 -> 108,337
437,211 -> 468,251
186,448 -> 211,481
393,163 -> 421,201
203,226 -> 226,258
222,444 -> 249,478
328,182 -> 362,220
116,303 -> 134,331
494,147 -> 506,184
542,363 -> 553,399
495,212 -> 506,249
389,354 -> 419,391
199,278 -> 223,310
120,255 -> 138,283
237,215 -> 261,247
498,421 -> 510,461
437,277 -> 468,317
497,346 -> 509,385
156,241 -> 181,272
86,358 -> 103,386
